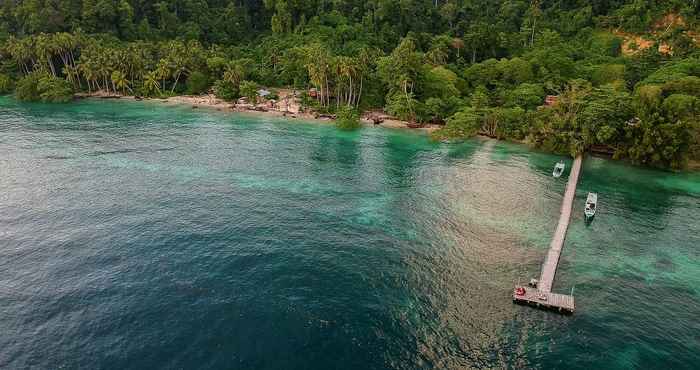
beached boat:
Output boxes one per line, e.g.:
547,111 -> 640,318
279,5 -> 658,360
552,160 -> 566,177
585,192 -> 598,220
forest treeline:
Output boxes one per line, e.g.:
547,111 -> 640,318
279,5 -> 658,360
0,1 -> 699,168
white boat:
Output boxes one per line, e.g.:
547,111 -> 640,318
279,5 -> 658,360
585,193 -> 598,220
553,160 -> 566,178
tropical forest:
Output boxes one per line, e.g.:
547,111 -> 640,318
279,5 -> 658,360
0,0 -> 699,168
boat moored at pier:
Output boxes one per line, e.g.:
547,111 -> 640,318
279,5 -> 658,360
585,193 -> 598,220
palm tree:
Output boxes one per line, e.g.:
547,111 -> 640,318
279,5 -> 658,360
79,63 -> 95,93
99,63 -> 111,93
143,71 -> 161,97
169,55 -> 188,93
54,33 -> 71,70
529,0 -> 542,47
126,43 -> 147,86
161,40 -> 192,94
336,56 -> 358,107
34,33 -> 57,76
223,62 -> 245,88
355,48 -> 376,108
304,44 -> 332,107
427,46 -> 448,66
111,70 -> 131,95
62,65 -> 81,89
6,36 -> 33,74
155,59 -> 170,93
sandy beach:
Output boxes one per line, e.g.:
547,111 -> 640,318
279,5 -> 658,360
76,91 -> 442,133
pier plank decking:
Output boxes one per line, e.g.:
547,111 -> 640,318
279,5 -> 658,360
512,286 -> 575,313
514,155 -> 582,314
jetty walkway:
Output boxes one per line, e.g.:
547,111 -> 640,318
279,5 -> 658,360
513,155 -> 583,314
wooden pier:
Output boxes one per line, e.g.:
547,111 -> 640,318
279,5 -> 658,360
512,286 -> 575,313
513,155 -> 583,314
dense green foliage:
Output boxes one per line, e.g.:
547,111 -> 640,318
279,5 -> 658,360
16,72 -> 73,102
239,80 -> 259,104
37,73 -> 74,102
0,1 -> 698,167
186,71 -> 209,95
335,106 -> 361,130
212,79 -> 238,100
14,73 -> 41,101
0,73 -> 12,93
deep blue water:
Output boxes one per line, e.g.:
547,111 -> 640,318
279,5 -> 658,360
1,97 -> 699,369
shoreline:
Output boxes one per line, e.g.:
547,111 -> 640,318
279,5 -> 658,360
72,93 -> 700,172
76,92 -> 442,134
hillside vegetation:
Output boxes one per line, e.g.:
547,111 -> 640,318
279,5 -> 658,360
0,1 -> 698,168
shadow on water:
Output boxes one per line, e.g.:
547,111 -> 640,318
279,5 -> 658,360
311,128 -> 363,168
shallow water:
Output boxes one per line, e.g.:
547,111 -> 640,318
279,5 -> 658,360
1,97 -> 698,369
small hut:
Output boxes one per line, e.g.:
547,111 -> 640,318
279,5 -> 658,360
544,95 -> 559,106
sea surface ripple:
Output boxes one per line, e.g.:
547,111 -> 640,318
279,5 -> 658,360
1,97 -> 699,369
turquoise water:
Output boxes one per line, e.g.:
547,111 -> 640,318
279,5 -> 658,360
0,97 -> 698,369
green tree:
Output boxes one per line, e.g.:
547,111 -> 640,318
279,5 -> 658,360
663,94 -> 699,123
498,58 -> 534,85
186,71 -> 209,95
335,106 -> 361,130
239,80 -> 259,104
111,70 -> 131,95
378,38 -> 424,119
0,74 -> 13,94
16,71 -> 73,103
385,91 -> 421,122
470,85 -> 490,110
423,66 -> 460,100
303,43 -> 333,107
37,74 -> 73,102
591,64 -> 625,86
15,72 -> 42,101
142,71 -> 161,97
223,60 -> 248,91
155,59 -> 171,93
433,108 -> 483,140
504,83 -> 545,109
213,79 -> 239,101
